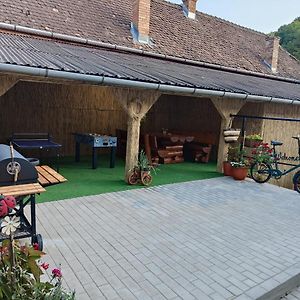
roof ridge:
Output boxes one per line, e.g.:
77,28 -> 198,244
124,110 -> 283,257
154,0 -> 267,37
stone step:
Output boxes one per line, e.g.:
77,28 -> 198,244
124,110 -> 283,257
235,263 -> 300,300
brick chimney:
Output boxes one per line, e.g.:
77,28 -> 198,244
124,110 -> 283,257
271,36 -> 280,73
182,0 -> 198,19
131,0 -> 151,44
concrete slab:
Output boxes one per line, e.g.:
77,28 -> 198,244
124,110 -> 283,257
36,177 -> 300,299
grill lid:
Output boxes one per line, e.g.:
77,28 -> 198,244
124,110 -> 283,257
0,144 -> 38,186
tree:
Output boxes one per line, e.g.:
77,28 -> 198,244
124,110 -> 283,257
275,17 -> 300,60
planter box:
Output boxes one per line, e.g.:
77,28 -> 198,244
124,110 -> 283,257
223,161 -> 232,176
244,139 -> 263,148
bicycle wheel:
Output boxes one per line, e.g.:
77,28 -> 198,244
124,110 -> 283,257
141,173 -> 152,186
293,172 -> 300,193
250,162 -> 272,183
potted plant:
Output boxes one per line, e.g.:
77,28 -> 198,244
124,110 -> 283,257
223,146 -> 239,176
244,134 -> 263,148
128,150 -> 157,186
231,161 -> 249,180
230,151 -> 250,180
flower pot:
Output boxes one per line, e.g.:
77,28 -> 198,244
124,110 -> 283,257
231,167 -> 248,180
244,138 -> 263,148
223,161 -> 232,176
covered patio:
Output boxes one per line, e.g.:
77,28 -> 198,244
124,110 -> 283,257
1,30 -> 300,193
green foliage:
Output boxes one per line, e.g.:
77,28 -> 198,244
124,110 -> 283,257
252,143 -> 273,164
275,17 -> 300,60
138,150 -> 150,170
138,150 -> 157,174
227,146 -> 242,162
0,240 -> 75,300
245,134 -> 263,141
228,146 -> 250,168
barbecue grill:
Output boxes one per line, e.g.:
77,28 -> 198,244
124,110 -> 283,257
0,144 -> 38,186
0,144 -> 44,250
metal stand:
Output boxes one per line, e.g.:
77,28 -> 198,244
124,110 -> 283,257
0,194 -> 43,251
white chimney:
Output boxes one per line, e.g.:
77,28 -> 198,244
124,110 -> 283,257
182,0 -> 198,19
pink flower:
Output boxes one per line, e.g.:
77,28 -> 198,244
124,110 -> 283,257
52,268 -> 62,278
41,262 -> 49,270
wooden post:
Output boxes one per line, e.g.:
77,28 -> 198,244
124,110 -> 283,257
115,89 -> 160,179
211,98 -> 245,172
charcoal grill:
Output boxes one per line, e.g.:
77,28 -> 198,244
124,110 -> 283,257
0,144 -> 44,250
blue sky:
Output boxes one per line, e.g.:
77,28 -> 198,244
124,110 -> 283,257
169,0 -> 300,33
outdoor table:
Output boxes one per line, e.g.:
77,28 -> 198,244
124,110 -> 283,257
73,133 -> 117,169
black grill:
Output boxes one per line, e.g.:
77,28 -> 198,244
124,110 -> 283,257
0,144 -> 43,251
0,144 -> 38,186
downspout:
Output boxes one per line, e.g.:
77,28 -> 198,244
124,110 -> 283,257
0,63 -> 298,105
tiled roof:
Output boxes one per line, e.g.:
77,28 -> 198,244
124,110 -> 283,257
0,32 -> 299,102
0,0 -> 299,80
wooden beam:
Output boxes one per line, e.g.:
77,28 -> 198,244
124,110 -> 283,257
211,97 -> 245,172
115,88 -> 160,179
0,74 -> 19,97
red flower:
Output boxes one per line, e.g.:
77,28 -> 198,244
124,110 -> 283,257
4,196 -> 16,209
0,200 -> 8,218
52,268 -> 62,278
41,262 -> 49,270
33,243 -> 39,250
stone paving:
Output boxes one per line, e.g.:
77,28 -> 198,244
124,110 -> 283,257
36,177 -> 300,299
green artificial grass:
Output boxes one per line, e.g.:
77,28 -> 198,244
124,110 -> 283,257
37,155 -> 222,203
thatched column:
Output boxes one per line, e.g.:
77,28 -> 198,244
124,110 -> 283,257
211,98 -> 245,172
116,89 -> 160,179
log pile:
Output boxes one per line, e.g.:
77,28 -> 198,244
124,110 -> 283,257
158,145 -> 184,164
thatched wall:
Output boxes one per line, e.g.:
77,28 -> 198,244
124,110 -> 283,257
233,102 -> 265,135
262,102 -> 300,189
142,95 -> 221,136
233,101 -> 300,190
0,81 -> 127,156
2,79 -> 299,190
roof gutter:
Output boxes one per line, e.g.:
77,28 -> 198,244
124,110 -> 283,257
1,22 -> 300,85
0,63 -> 298,105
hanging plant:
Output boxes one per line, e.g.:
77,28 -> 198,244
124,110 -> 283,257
223,118 -> 240,143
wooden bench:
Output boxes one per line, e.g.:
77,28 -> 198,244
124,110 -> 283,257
36,165 -> 67,187
0,183 -> 46,197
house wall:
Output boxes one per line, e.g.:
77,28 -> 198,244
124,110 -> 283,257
0,81 -> 127,156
